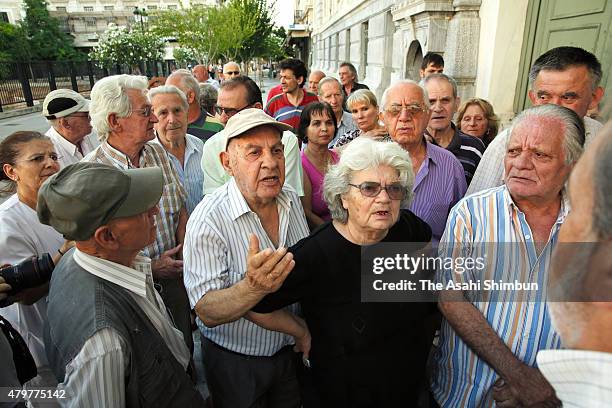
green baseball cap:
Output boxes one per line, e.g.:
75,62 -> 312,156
37,162 -> 163,241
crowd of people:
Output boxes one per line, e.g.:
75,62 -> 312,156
0,45 -> 609,408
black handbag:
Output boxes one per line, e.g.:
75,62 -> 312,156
0,315 -> 37,385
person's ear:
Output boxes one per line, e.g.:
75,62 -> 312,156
3,164 -> 17,182
589,86 -> 604,110
186,90 -> 196,104
108,113 -> 121,132
94,225 -> 119,250
220,150 -> 233,176
59,117 -> 70,130
528,89 -> 537,105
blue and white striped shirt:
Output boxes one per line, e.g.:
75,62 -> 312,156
153,133 -> 204,215
431,185 -> 568,407
183,178 -> 310,356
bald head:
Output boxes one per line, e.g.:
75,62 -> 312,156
308,70 -> 326,94
223,62 -> 241,80
192,65 -> 209,83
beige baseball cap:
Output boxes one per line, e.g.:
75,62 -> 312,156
223,108 -> 292,149
42,89 -> 90,119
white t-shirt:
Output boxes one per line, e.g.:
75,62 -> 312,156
0,194 -> 64,369
45,127 -> 99,169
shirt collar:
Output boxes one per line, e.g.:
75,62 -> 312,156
46,127 -> 81,157
100,140 -> 144,168
73,248 -> 151,298
226,177 -> 293,221
538,349 -> 612,399
502,185 -> 570,224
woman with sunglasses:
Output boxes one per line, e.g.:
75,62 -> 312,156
0,131 -> 73,391
250,138 -> 436,407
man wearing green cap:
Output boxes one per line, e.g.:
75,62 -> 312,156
38,162 -> 204,407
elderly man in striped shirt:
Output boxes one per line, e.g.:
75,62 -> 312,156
184,108 -> 310,408
431,104 -> 586,407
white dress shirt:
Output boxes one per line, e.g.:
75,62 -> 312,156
58,250 -> 190,408
45,127 -> 99,168
183,178 -> 309,356
537,349 -> 612,407
467,116 -> 603,195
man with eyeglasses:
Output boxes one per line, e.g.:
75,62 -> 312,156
380,80 -> 466,242
83,75 -> 194,355
42,89 -> 99,168
422,73 -> 485,185
222,61 -> 241,80
166,69 -> 224,143
200,76 -> 303,197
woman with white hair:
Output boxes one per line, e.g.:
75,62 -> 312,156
252,138 -> 435,407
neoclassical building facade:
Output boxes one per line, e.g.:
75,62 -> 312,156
300,0 -> 611,123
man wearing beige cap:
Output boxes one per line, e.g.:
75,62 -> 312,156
42,89 -> 98,168
184,108 -> 310,408
38,162 -> 204,407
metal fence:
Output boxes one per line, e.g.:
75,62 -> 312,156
0,60 -> 176,112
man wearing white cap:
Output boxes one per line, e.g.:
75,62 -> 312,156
42,89 -> 99,168
184,108 -> 309,408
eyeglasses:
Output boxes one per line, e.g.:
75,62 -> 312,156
384,104 -> 426,118
17,153 -> 61,165
224,71 -> 239,75
130,105 -> 153,117
348,182 -> 407,200
214,103 -> 250,117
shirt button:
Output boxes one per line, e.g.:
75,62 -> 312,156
525,235 -> 531,240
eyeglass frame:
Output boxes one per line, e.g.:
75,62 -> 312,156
383,103 -> 428,118
347,181 -> 408,200
130,105 -> 154,117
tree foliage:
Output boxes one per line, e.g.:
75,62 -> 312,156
0,23 -> 31,62
20,0 -> 80,60
152,0 -> 281,68
89,24 -> 165,70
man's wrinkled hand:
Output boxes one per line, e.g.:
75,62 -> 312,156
152,244 -> 184,279
245,234 -> 295,295
493,365 -> 561,408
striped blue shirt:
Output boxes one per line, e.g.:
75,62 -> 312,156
407,141 -> 467,243
431,185 -> 568,407
153,133 -> 204,215
183,178 -> 310,356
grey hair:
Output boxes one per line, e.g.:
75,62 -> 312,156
380,80 -> 429,112
223,61 -> 240,72
339,62 -> 358,81
593,128 -> 612,239
346,89 -> 378,111
507,104 -> 585,165
167,69 -> 201,101
89,74 -> 148,141
317,76 -> 341,96
323,137 -> 415,224
148,85 -> 189,111
421,73 -> 458,98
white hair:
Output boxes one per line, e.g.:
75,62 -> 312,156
167,69 -> 201,101
380,80 -> 429,112
89,74 -> 148,141
323,137 -> 414,224
148,85 -> 189,111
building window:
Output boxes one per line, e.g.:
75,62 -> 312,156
147,5 -> 157,10
345,29 -> 350,61
360,21 -> 368,79
56,7 -> 66,12
104,5 -> 114,11
85,17 -> 96,26
0,12 -> 9,23
167,4 -> 178,9
84,6 -> 94,12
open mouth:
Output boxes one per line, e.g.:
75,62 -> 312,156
261,175 -> 280,184
374,210 -> 390,216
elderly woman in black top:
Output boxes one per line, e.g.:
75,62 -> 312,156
252,137 -> 435,407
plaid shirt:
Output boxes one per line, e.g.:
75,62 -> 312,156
83,141 -> 186,260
